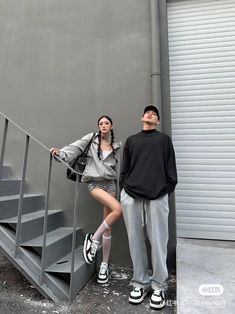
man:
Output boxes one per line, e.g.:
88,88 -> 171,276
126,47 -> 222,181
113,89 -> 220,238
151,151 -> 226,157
120,105 -> 177,309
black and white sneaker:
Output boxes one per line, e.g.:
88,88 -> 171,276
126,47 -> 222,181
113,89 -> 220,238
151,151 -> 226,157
83,233 -> 99,264
129,287 -> 149,304
97,262 -> 109,284
150,290 -> 166,309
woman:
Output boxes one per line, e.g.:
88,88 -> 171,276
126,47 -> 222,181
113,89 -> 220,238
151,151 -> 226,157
50,115 -> 122,284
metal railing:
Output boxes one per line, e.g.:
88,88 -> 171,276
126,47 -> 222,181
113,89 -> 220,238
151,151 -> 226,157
0,112 -> 81,301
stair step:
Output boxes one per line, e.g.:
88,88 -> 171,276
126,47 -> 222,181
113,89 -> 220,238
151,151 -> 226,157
46,246 -> 86,273
0,179 -> 21,196
0,193 -> 44,203
0,209 -> 63,243
0,241 -> 52,301
22,227 -> 84,268
0,224 -> 16,252
43,273 -> 70,301
0,148 -> 96,302
1,223 -> 16,238
0,194 -> 44,220
20,246 -> 42,267
45,246 -> 98,300
0,165 -> 12,178
0,209 -> 61,224
0,193 -> 43,202
21,227 -> 75,247
18,246 -> 42,281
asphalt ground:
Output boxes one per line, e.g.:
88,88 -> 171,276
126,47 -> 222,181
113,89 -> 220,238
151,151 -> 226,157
0,253 -> 176,314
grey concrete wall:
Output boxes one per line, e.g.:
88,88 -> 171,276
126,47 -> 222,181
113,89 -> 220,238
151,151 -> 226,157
0,0 -> 151,266
0,0 -> 176,269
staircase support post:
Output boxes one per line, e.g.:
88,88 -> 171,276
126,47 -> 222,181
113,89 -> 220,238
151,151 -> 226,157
40,153 -> 53,285
69,174 -> 80,302
14,135 -> 30,257
0,118 -> 9,179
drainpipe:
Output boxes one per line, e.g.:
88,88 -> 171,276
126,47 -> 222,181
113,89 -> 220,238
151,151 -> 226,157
150,0 -> 162,129
150,0 -> 176,271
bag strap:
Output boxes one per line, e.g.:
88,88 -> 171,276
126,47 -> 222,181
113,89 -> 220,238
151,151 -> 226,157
82,132 -> 96,155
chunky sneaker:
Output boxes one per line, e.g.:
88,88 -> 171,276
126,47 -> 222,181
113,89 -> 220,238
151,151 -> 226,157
83,233 -> 99,264
150,290 -> 166,309
129,287 -> 149,304
97,262 -> 109,284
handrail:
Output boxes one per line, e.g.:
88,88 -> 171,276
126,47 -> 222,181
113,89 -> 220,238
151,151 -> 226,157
0,111 -> 81,298
0,111 -> 82,175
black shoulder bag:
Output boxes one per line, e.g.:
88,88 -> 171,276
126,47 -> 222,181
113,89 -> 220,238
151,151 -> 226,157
66,133 -> 96,182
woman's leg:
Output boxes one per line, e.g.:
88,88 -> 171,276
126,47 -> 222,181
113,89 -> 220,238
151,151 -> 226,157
102,204 -> 112,264
83,189 -> 121,264
97,192 -> 115,283
90,188 -> 122,227
96,206 -> 113,284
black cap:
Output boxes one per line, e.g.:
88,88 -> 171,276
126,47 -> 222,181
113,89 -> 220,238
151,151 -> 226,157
144,105 -> 160,119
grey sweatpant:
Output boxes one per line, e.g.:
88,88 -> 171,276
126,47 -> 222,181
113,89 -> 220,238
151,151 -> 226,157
121,189 -> 169,291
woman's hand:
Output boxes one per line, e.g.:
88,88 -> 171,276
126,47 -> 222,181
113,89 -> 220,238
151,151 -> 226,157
50,148 -> 60,156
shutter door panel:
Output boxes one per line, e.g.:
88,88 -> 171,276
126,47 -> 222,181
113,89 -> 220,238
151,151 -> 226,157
167,0 -> 235,240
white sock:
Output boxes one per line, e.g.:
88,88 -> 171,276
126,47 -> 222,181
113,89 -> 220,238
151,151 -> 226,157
92,220 -> 110,242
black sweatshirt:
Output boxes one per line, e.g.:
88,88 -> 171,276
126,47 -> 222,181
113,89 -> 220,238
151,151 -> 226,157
120,129 -> 178,200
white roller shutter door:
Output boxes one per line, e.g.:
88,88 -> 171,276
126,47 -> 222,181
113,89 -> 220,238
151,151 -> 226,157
167,0 -> 235,240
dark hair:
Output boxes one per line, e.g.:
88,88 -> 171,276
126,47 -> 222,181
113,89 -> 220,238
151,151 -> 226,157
98,115 -> 113,125
97,115 -> 116,161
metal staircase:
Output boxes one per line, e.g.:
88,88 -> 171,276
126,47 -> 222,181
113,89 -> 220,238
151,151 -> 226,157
0,113 -> 97,303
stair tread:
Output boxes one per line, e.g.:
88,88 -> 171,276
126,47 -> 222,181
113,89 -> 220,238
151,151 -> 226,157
21,227 -> 76,247
45,246 -> 85,273
0,193 -> 43,201
0,165 -> 12,179
0,179 -> 21,182
0,209 -> 62,223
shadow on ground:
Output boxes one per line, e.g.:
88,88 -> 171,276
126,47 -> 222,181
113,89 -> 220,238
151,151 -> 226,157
0,253 -> 176,313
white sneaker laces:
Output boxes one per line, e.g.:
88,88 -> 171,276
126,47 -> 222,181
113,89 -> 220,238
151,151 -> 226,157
132,287 -> 142,295
153,290 -> 160,296
90,242 -> 98,257
99,263 -> 108,275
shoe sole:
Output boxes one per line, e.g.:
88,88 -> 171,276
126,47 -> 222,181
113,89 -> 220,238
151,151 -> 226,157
150,300 -> 166,309
129,290 -> 148,304
83,234 -> 92,264
97,278 -> 109,284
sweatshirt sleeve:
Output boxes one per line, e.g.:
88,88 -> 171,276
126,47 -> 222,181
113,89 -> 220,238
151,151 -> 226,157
119,138 -> 130,191
59,133 -> 94,163
166,136 -> 178,194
